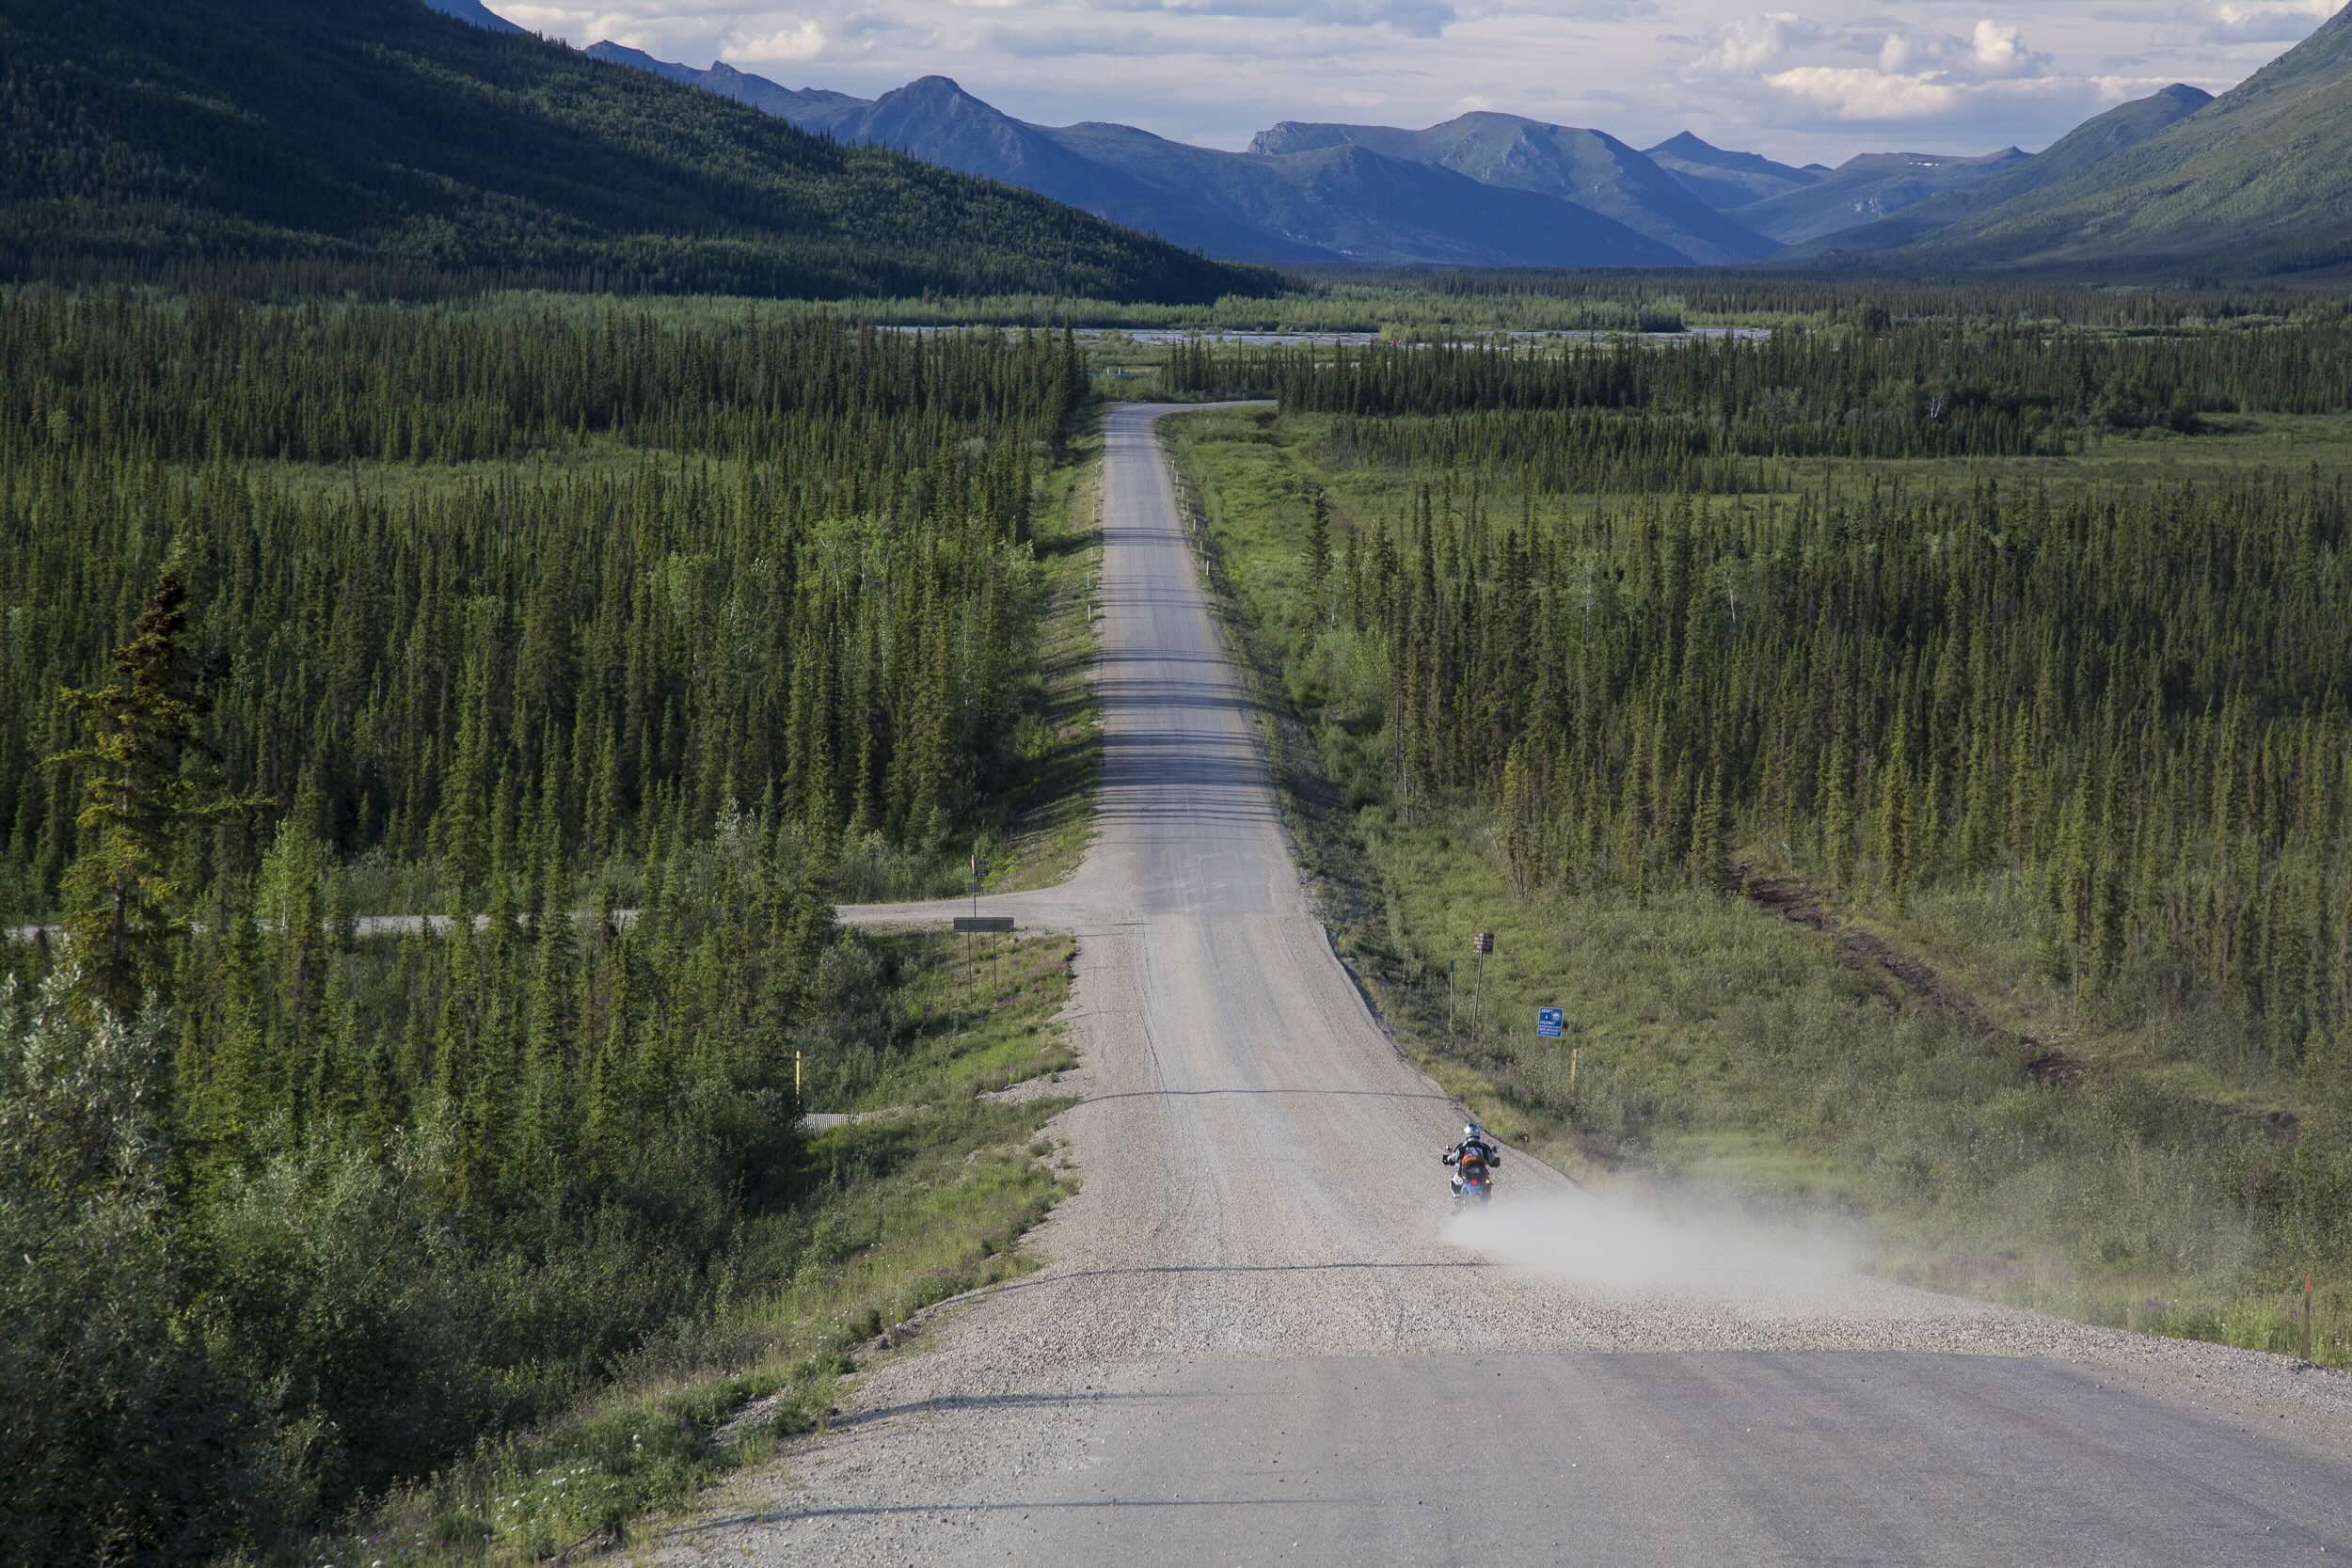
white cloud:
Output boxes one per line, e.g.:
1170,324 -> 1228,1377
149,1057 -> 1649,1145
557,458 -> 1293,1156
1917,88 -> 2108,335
731,19 -> 828,57
2205,0 -> 2344,42
1693,10 -> 1824,71
1969,20 -> 2036,72
1765,63 -> 1962,118
1104,0 -> 1461,34
991,24 -> 1160,54
1873,19 -> 2051,81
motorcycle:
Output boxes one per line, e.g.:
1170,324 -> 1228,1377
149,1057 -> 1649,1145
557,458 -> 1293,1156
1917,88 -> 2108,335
1452,1156 -> 1493,1208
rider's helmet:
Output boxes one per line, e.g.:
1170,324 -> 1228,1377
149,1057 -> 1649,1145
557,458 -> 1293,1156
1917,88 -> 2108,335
1464,1122 -> 1485,1144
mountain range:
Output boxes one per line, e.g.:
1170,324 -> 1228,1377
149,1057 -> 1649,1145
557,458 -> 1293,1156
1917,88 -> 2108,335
0,0 -> 1266,302
1245,115 -> 1777,265
580,60 -> 1684,267
427,0 -> 2352,279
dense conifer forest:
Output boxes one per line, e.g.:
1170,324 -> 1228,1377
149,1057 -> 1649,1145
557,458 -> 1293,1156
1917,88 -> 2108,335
1162,316 -> 2352,474
0,293 -> 1091,1558
1271,469 -> 2349,1060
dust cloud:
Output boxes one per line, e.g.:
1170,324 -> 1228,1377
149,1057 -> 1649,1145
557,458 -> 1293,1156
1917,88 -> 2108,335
1446,1187 -> 1866,1306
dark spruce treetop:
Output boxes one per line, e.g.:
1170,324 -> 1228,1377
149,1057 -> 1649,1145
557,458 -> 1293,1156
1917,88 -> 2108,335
0,0 -> 1277,303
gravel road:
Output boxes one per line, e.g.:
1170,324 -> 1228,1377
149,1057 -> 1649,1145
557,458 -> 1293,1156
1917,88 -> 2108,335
647,404 -> 2352,1565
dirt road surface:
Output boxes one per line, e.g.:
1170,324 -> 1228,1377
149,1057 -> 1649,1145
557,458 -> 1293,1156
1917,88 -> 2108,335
647,404 -> 2352,1565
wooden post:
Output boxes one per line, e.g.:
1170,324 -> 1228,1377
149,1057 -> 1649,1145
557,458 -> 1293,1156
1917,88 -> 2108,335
794,1050 -> 803,1099
2307,1274 -> 2315,1363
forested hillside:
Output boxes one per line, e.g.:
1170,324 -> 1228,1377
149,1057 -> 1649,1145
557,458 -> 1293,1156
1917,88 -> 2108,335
0,293 -> 1091,1559
0,0 -> 1267,302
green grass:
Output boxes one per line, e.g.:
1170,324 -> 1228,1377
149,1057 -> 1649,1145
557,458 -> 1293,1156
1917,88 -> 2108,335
1163,404 -> 2352,1370
840,934 -> 1083,1110
302,932 -> 1079,1566
984,436 -> 1105,894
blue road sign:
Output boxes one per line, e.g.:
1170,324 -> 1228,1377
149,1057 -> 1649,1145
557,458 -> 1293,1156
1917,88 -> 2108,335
1537,1007 -> 1565,1039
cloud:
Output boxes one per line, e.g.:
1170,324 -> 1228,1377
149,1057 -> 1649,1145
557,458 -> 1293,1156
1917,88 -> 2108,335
1687,12 -> 2062,126
1764,64 -> 1963,119
1693,10 -> 1827,72
2203,0 -> 2344,41
1875,19 -> 2053,80
1967,19 -> 2048,74
990,24 -> 1160,55
1103,0 -> 1459,32
731,18 -> 826,56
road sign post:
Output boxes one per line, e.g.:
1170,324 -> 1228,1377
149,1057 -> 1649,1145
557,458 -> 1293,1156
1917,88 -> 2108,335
954,915 -> 1015,1018
1470,931 -> 1493,1040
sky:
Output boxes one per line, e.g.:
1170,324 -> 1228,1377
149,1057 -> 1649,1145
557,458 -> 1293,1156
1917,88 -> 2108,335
492,0 -> 2349,163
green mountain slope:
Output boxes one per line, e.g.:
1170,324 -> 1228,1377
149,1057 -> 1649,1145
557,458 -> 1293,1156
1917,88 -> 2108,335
1733,148 -> 2029,245
1897,8 -> 2352,275
1791,85 -> 2214,260
1248,114 -> 1781,264
0,0 -> 1268,302
1644,131 -> 1824,210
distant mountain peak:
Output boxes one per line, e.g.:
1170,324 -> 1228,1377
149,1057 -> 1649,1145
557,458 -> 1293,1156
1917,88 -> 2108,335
2157,82 -> 2216,104
1652,131 -> 1718,156
421,0 -> 520,32
583,40 -> 697,82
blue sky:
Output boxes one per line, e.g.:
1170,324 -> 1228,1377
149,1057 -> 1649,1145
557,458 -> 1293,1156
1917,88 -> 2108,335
494,0 -> 2347,161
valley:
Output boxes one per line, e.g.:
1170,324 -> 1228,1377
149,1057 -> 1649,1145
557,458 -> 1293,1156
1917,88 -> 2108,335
6,0 -> 2352,1561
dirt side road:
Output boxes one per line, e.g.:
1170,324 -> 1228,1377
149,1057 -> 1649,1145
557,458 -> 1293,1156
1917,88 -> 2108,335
645,404 -> 2352,1566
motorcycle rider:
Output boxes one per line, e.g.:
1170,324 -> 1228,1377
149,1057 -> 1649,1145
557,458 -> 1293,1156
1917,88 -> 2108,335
1441,1121 -> 1502,1199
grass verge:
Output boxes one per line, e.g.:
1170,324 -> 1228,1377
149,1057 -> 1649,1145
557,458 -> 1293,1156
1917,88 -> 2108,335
987,434 -> 1104,894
